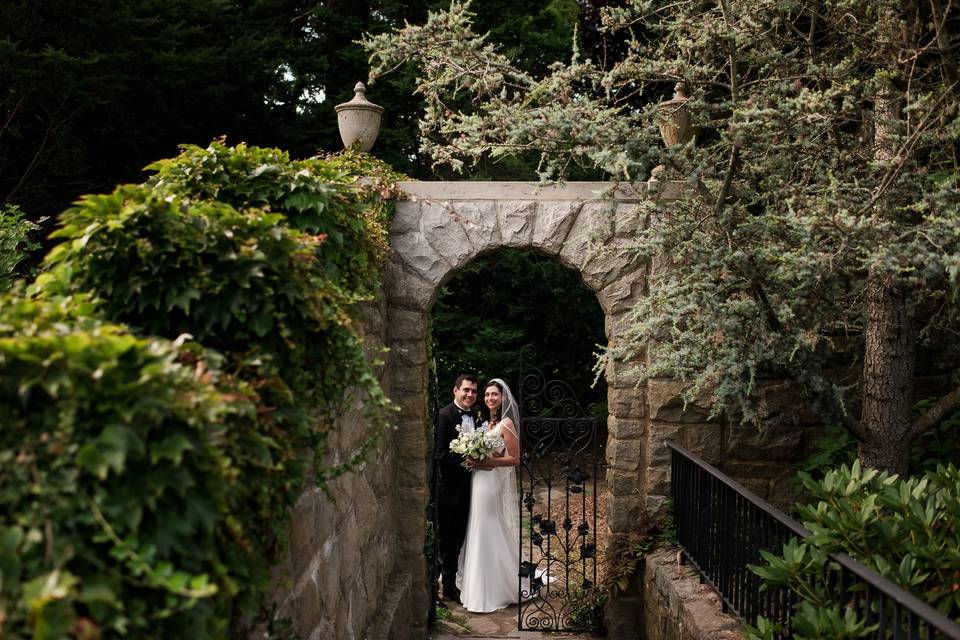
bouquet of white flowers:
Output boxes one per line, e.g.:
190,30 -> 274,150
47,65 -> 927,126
449,427 -> 504,468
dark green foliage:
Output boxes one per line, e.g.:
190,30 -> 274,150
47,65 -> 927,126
144,141 -> 399,296
0,295 -> 253,638
747,462 -> 960,638
2,0 -> 585,231
0,204 -> 39,292
803,402 -> 960,479
1,0 -> 319,219
2,142 -> 396,637
431,249 -> 605,409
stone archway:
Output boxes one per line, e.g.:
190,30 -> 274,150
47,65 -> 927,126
383,181 -> 669,633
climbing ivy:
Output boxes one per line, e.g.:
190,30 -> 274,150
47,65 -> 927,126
0,295 -> 254,638
3,142 -> 399,637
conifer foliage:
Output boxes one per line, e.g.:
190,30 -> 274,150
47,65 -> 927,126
366,0 -> 960,473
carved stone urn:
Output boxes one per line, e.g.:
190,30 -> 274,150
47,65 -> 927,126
335,82 -> 384,152
657,82 -> 694,146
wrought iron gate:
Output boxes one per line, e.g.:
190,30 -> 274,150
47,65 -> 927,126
517,345 -> 605,631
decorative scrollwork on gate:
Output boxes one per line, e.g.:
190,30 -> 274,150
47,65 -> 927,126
517,346 -> 604,632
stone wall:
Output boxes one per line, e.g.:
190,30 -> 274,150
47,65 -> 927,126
384,181 -> 658,639
271,295 -> 417,639
266,180 -> 831,640
645,379 -> 824,512
642,548 -> 745,640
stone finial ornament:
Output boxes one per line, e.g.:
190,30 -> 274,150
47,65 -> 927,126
657,82 -> 694,147
335,82 -> 384,153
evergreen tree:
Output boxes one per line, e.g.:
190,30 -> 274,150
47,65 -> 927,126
366,0 -> 960,473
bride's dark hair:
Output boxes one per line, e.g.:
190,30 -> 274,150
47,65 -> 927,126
484,379 -> 504,420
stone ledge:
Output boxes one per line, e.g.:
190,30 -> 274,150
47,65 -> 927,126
643,548 -> 745,640
397,181 -> 676,202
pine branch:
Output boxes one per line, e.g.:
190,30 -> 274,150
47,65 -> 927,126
911,382 -> 960,438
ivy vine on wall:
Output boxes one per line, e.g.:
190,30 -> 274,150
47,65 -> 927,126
0,142 -> 401,638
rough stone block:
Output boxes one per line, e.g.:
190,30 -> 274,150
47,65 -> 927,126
614,201 -> 646,237
607,493 -> 643,533
391,339 -> 427,368
642,549 -> 745,640
558,200 -> 615,271
605,355 -> 643,389
581,238 -> 645,292
390,201 -> 421,235
390,363 -> 427,395
607,467 -> 641,494
606,436 -> 642,471
599,273 -> 646,317
497,200 -> 537,246
419,201 -> 475,271
451,200 -> 500,253
384,259 -> 433,311
306,618 -> 334,640
390,230 -> 451,284
724,421 -> 804,462
531,200 -> 580,253
647,386 -> 710,423
719,459 -> 798,485
682,424 -> 724,466
647,422 -> 683,466
386,308 -> 427,342
398,460 -> 427,488
610,417 -> 645,439
296,576 -> 321,639
289,492 -> 316,568
644,461 -> 673,494
608,389 -> 648,422
352,479 -> 380,545
644,493 -> 668,522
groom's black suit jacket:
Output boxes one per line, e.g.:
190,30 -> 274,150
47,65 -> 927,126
435,402 -> 476,507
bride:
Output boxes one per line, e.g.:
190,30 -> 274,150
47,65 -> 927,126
456,378 -> 527,613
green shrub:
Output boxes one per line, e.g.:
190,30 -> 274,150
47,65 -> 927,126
0,294 -> 258,638
747,461 -> 960,638
5,141 -> 398,636
145,140 -> 400,296
0,204 -> 40,292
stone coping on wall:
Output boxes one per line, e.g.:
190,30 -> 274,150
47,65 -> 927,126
643,548 -> 746,640
396,179 -> 684,202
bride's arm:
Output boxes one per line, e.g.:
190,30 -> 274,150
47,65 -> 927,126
479,418 -> 519,468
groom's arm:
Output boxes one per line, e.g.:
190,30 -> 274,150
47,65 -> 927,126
435,408 -> 463,470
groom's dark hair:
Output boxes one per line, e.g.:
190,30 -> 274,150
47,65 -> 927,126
453,374 -> 478,389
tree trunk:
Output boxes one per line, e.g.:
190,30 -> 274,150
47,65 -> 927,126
858,282 -> 916,474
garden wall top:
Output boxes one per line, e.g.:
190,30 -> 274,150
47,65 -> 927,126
396,180 -> 684,202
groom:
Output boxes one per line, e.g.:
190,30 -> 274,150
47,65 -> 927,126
434,373 -> 480,602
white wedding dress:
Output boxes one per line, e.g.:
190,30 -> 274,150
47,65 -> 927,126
455,418 -> 529,613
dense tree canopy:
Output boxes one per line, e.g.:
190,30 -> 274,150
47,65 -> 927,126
366,0 -> 960,472
1,1 -> 588,229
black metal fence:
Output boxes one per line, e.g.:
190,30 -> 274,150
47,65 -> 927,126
668,441 -> 960,640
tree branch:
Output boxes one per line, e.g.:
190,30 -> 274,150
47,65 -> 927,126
911,381 -> 960,437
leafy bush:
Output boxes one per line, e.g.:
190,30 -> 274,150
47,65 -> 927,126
3,142 -> 398,637
34,143 -> 395,480
747,461 -> 960,638
0,295 -> 256,638
0,204 -> 40,292
144,140 -> 400,296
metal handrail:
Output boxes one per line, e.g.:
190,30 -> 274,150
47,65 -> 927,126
667,440 -> 960,639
